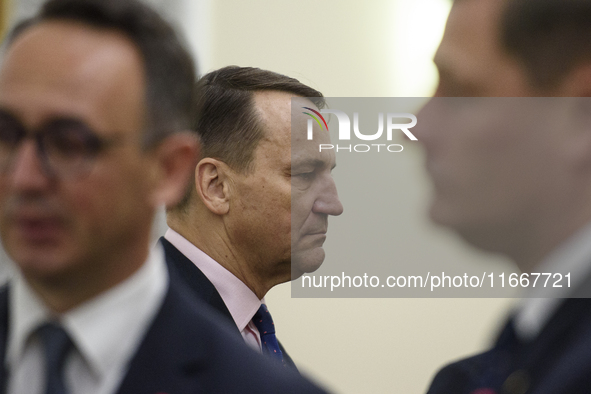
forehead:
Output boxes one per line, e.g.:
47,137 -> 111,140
251,92 -> 335,169
252,90 -> 294,151
253,90 -> 292,130
435,0 -> 503,71
0,21 -> 146,131
434,0 -> 528,96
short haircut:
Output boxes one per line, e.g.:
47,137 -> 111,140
172,65 -> 325,212
502,0 -> 591,89
8,0 -> 197,146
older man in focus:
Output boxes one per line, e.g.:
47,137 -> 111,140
165,66 -> 343,368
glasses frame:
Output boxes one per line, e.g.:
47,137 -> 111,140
0,109 -> 124,180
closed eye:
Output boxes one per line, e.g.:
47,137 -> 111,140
294,172 -> 315,181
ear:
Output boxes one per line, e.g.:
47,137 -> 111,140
149,131 -> 199,207
195,158 -> 231,215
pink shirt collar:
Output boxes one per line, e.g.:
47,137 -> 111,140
164,228 -> 262,333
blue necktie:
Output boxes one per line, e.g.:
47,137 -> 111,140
37,323 -> 73,394
252,304 -> 284,365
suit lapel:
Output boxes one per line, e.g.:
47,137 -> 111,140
534,312 -> 591,393
278,341 -> 298,371
491,271 -> 591,393
115,277 -> 210,394
160,237 -> 300,372
523,298 -> 591,392
160,237 -> 235,327
523,268 -> 591,365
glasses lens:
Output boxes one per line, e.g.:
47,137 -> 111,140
0,112 -> 25,173
42,119 -> 103,178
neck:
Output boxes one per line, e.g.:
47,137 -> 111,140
511,206 -> 591,273
23,233 -> 151,314
169,216 -> 284,299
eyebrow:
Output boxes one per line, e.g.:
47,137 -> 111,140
292,158 -> 337,171
0,107 -> 92,129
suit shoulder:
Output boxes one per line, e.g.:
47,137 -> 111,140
118,271 -> 328,393
426,352 -> 491,394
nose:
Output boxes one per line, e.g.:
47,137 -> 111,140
8,140 -> 53,191
312,176 -> 344,216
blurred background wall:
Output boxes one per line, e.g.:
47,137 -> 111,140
0,0 -> 7,39
1,1 -> 516,393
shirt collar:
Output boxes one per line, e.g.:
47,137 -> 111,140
7,243 -> 169,379
7,274 -> 49,369
514,221 -> 591,340
165,228 -> 261,331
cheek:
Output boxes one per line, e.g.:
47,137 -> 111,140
263,192 -> 292,232
60,179 -> 120,243
0,185 -> 15,246
444,122 -> 516,178
245,178 -> 291,215
290,192 -> 316,235
65,162 -> 149,234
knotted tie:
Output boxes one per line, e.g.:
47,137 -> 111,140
252,304 -> 284,365
37,323 -> 73,394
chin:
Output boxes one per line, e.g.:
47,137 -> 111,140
8,245 -> 74,281
429,210 -> 510,256
291,247 -> 326,279
428,201 -> 451,227
456,226 -> 511,256
429,198 -> 470,228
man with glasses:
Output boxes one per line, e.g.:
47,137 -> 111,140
0,0 -> 328,393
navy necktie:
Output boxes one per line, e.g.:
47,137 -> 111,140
37,323 -> 73,394
252,304 -> 285,365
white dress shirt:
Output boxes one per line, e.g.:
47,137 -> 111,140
514,222 -> 591,341
164,228 -> 264,352
6,244 -> 169,394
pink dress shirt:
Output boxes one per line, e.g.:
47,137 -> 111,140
164,229 -> 263,352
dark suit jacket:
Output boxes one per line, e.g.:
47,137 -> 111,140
160,237 -> 299,370
0,271 -> 327,393
427,297 -> 591,394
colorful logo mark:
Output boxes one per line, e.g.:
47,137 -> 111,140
302,107 -> 329,131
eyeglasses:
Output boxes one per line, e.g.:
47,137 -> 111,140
0,110 -> 122,179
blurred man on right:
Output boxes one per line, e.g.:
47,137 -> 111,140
422,0 -> 591,393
